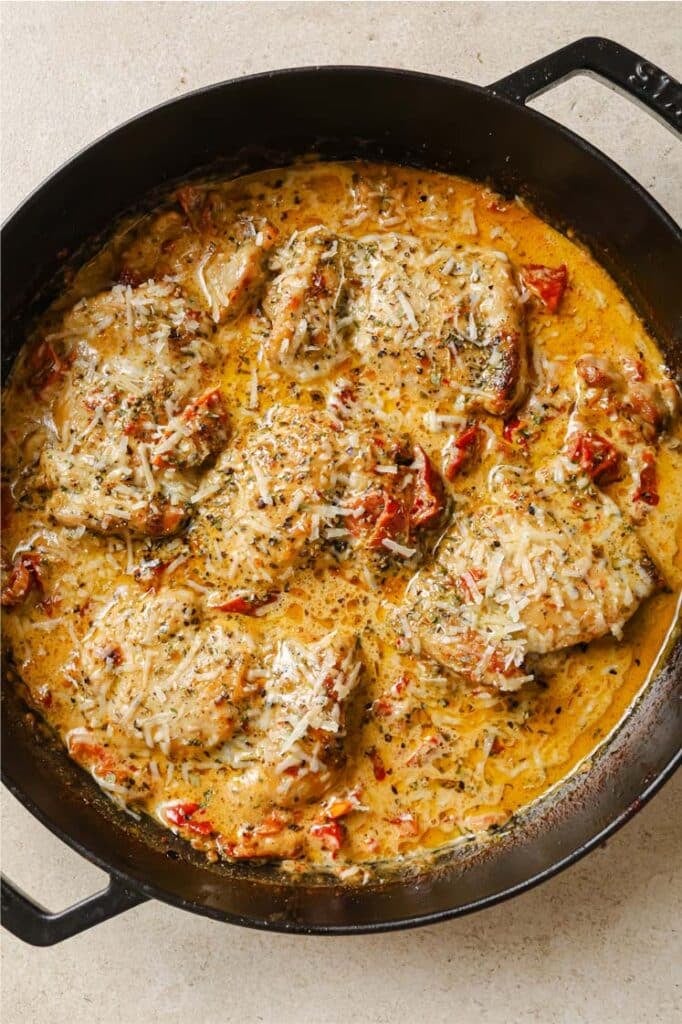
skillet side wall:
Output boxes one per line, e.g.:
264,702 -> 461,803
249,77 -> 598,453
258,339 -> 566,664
2,68 -> 681,931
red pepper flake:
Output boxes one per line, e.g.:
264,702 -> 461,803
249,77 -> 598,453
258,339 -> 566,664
566,431 -> 621,484
366,746 -> 387,781
444,425 -> 480,481
215,593 -> 277,615
521,264 -> 568,313
634,451 -> 659,506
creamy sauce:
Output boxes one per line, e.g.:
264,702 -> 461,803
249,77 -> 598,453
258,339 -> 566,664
2,162 -> 680,878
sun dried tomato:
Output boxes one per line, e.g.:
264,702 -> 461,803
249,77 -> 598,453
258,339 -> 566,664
502,415 -> 528,450
310,820 -> 345,856
567,431 -> 621,484
521,264 -> 568,313
410,445 -> 445,528
347,490 -> 409,549
1,553 -> 43,608
444,425 -> 480,481
165,802 -> 213,836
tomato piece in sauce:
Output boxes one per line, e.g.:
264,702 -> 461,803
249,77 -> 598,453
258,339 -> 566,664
410,445 -> 445,528
521,264 -> 568,313
310,820 -> 346,856
347,490 -> 408,548
1,553 -> 43,608
444,425 -> 480,481
165,802 -> 214,836
567,431 -> 621,484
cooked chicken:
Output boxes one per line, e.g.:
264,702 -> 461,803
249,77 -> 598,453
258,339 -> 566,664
68,582 -> 360,804
263,227 -> 354,380
73,586 -> 253,755
188,397 -> 450,606
157,632 -> 363,857
437,247 -> 528,416
403,467 -> 661,689
119,186 -> 277,323
262,229 -> 527,417
117,209 -> 202,285
255,633 -> 363,804
32,280 -> 227,537
562,355 -> 680,511
200,224 -> 278,324
188,405 -> 341,605
348,234 -> 527,417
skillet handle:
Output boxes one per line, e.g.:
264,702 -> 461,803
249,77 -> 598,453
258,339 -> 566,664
1,873 -> 147,946
490,36 -> 681,135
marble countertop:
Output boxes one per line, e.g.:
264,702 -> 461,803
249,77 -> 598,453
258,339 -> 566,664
1,4 -> 680,1022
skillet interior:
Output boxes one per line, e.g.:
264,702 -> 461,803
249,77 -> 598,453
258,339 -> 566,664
2,67 -> 681,932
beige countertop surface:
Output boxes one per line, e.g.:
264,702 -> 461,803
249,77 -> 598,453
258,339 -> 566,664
1,3 -> 680,1022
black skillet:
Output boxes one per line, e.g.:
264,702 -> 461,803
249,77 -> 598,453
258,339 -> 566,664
2,37 -> 681,945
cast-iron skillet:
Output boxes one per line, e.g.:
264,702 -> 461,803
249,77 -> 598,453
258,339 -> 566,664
2,37 -> 681,945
